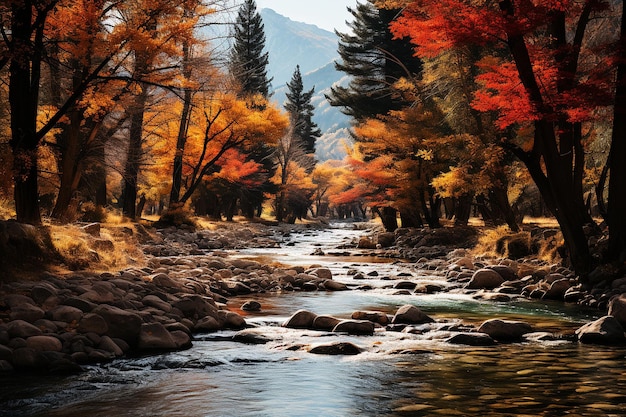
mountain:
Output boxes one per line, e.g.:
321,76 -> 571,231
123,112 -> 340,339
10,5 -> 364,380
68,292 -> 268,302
260,9 -> 339,87
260,8 -> 352,161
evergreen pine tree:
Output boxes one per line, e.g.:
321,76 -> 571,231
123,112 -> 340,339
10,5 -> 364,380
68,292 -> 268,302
284,65 -> 321,154
326,0 -> 423,121
229,0 -> 272,98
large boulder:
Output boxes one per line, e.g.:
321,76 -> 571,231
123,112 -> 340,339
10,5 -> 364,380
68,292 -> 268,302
542,279 -> 571,300
241,300 -> 262,312
283,310 -> 317,329
352,311 -> 389,326
478,319 -> 533,341
485,265 -> 518,282
142,295 -> 172,313
49,305 -> 84,323
7,320 -> 43,338
9,303 -> 45,322
392,305 -> 434,325
137,323 -> 178,350
309,268 -> 333,280
92,305 -> 142,345
467,269 -> 505,290
25,335 -> 62,352
77,313 -> 109,335
332,320 -> 375,336
194,316 -> 221,332
322,280 -> 348,291
173,295 -> 218,320
608,295 -> 626,328
377,232 -> 396,248
232,329 -> 271,345
309,342 -> 361,355
576,316 -> 626,345
446,332 -> 496,346
312,315 -> 341,331
219,311 -> 246,329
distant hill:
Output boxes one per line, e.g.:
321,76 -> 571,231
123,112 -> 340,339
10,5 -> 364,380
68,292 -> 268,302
260,9 -> 352,161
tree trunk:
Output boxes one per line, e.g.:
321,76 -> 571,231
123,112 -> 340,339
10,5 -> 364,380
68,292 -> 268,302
169,39 -> 193,205
121,88 -> 148,219
489,185 -> 520,232
9,1 -> 42,225
400,208 -> 423,228
51,106 -> 83,221
454,194 -> 473,226
378,206 -> 398,232
607,2 -> 626,265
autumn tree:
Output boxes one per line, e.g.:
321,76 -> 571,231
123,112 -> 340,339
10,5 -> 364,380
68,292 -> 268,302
311,160 -> 354,217
387,0 -> 616,279
149,88 -> 286,215
284,65 -> 321,156
273,126 -> 315,222
418,46 -> 521,230
327,0 -> 423,121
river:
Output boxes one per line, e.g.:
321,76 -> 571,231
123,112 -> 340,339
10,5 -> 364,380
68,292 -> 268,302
2,224 -> 626,416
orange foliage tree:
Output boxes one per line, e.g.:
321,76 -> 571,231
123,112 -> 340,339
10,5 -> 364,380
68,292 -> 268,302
147,88 -> 287,219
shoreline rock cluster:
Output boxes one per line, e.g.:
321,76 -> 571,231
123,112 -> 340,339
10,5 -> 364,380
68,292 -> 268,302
0,227 -> 351,374
2,220 -> 626,374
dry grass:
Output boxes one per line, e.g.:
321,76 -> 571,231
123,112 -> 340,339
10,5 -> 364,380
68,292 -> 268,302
472,225 -> 515,258
49,222 -> 147,272
0,199 -> 15,220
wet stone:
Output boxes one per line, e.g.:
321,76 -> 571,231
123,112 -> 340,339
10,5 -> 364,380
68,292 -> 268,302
241,300 -> 262,312
309,342 -> 361,355
332,320 -> 375,336
283,310 -> 317,329
232,329 -> 271,345
312,315 -> 341,331
392,305 -> 434,325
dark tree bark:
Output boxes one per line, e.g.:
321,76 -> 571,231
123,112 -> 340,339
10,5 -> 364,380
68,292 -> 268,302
121,86 -> 148,219
607,2 -> 626,265
454,194 -> 473,226
377,206 -> 398,232
169,37 -> 193,206
9,0 -> 44,225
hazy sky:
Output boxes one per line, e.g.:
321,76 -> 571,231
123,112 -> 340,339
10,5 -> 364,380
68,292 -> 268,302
256,0 -> 357,33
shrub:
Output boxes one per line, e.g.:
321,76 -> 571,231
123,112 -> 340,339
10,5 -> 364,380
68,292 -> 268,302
155,206 -> 198,229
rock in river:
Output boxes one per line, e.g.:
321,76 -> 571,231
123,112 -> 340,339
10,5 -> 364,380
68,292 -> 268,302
309,342 -> 362,355
576,316 -> 626,345
332,320 -> 375,336
283,310 -> 318,329
478,319 -> 533,341
466,269 -> 505,290
392,305 -> 434,325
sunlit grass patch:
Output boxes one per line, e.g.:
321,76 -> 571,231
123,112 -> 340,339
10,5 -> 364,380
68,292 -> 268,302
49,222 -> 146,272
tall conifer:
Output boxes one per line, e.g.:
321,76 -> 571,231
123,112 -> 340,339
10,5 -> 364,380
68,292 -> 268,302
229,0 -> 272,98
284,65 -> 321,154
327,0 -> 422,121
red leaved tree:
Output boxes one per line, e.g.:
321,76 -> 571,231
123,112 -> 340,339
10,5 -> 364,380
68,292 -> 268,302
386,0 -> 621,280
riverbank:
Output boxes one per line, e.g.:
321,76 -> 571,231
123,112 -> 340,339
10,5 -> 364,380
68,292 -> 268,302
1,218 -> 625,375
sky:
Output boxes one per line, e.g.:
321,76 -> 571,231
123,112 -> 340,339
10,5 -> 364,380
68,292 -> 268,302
255,0 -> 357,33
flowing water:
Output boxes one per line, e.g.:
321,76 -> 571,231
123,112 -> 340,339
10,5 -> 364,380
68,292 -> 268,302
2,224 -> 626,416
